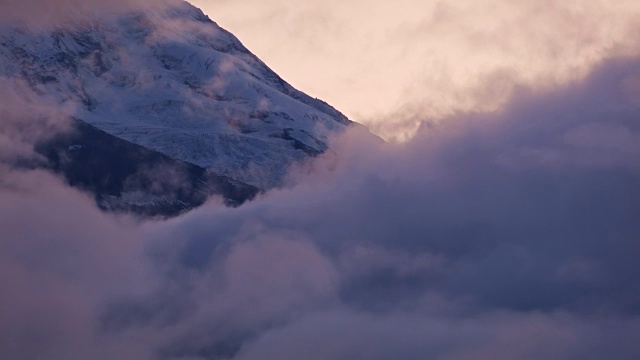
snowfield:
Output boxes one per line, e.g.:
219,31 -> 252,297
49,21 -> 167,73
0,1 -> 351,189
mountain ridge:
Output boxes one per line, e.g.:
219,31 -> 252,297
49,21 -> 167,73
0,0 -> 354,215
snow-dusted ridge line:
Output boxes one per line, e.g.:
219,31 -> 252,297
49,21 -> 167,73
0,0 -> 352,190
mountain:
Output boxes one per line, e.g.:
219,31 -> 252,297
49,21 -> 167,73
0,0 -> 353,216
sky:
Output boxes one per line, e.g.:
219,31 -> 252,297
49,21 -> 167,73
1,1 -> 640,359
192,0 -> 640,140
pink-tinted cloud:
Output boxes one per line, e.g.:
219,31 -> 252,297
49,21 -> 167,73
0,0 -> 172,27
196,0 -> 640,140
1,7 -> 640,359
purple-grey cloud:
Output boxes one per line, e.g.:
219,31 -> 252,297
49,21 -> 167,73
1,26 -> 640,360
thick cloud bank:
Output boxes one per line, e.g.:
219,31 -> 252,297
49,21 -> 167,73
2,45 -> 640,360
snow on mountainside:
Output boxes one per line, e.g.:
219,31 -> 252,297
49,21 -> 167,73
0,0 -> 352,196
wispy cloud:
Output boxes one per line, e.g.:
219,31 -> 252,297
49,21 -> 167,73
0,0 -> 172,27
197,0 -> 640,140
2,45 -> 640,359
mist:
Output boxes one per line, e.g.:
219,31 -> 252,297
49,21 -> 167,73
1,0 -> 640,359
197,0 -> 640,140
2,46 -> 640,358
0,0 -> 174,26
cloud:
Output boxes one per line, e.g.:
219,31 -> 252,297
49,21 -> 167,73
138,54 -> 640,357
0,169 -> 153,359
0,0 -> 172,27
234,310 -> 640,360
0,78 -> 74,163
194,0 -> 640,140
1,5 -> 640,359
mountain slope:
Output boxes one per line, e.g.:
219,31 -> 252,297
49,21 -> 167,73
0,1 -> 352,214
33,118 -> 259,216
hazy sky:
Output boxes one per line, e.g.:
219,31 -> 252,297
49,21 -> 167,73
192,0 -> 640,140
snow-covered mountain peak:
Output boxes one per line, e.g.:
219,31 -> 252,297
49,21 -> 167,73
0,0 -> 352,192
